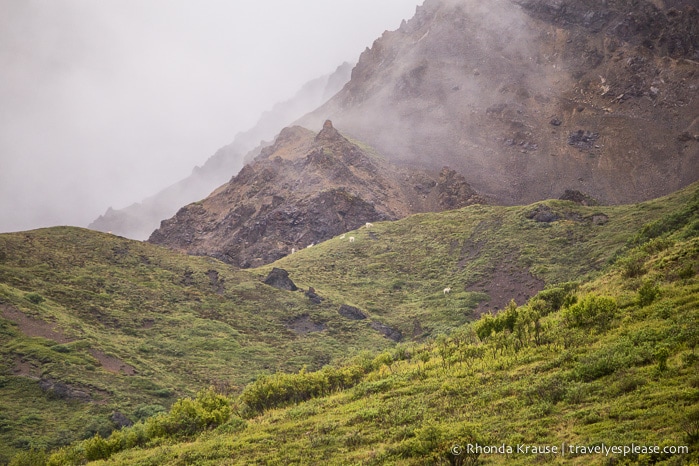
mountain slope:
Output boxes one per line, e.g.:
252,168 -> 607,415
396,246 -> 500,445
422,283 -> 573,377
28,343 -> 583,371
148,121 -> 483,268
3,181 -> 697,463
43,182 -> 699,466
298,0 -> 699,205
88,63 -> 353,240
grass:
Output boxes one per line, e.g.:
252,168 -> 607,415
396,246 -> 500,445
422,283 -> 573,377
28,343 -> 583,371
0,229 -> 395,461
1,181 -> 697,464
59,214 -> 698,465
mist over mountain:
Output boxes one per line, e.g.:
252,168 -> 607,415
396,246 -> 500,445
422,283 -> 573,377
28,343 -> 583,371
148,120 -> 482,267
147,0 -> 698,269
89,63 -> 353,240
0,1 -> 420,234
298,0 -> 699,205
2,2 -> 699,463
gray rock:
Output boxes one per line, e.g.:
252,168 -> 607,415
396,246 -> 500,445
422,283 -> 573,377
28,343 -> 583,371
338,304 -> 367,320
263,268 -> 298,291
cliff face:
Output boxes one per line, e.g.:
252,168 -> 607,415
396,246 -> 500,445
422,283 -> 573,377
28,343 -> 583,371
298,0 -> 699,205
148,121 -> 482,268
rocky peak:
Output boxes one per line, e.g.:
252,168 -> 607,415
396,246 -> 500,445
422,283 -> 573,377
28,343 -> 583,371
148,123 -> 483,268
315,120 -> 342,142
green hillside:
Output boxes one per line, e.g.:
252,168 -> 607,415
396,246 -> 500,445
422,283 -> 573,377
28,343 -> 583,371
2,182 -> 698,464
0,229 -> 395,462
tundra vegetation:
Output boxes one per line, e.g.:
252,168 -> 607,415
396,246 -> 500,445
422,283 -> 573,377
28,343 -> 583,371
1,182 -> 698,465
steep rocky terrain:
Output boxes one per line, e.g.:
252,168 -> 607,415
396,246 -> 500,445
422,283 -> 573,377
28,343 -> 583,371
298,0 -> 699,205
89,63 -> 353,240
148,121 -> 482,267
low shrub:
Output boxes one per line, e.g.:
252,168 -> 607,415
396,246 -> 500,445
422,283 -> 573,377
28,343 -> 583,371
45,388 -> 230,465
637,281 -> 660,307
24,292 -> 44,305
564,295 -> 617,330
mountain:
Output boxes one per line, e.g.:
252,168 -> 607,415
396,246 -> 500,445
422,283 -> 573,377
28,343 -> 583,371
147,0 -> 698,270
148,120 -> 483,268
88,63 -> 353,240
4,1 -> 699,462
298,0 -> 699,205
24,181 -> 699,465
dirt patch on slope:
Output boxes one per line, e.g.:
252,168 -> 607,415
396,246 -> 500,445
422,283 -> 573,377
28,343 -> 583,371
1,304 -> 73,343
2,304 -> 136,376
467,258 -> 545,316
88,349 -> 137,376
12,358 -> 41,378
287,314 -> 326,334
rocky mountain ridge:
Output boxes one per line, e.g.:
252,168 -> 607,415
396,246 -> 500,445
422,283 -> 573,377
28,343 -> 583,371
298,0 -> 699,205
148,121 -> 482,267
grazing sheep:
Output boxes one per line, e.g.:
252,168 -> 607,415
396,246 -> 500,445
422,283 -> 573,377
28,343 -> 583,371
306,244 -> 314,249
291,248 -> 296,254
443,287 -> 451,295
340,234 -> 346,239
349,236 -> 355,243
365,222 -> 373,228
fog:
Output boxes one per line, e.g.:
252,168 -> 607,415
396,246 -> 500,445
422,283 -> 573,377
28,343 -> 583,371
0,0 -> 421,233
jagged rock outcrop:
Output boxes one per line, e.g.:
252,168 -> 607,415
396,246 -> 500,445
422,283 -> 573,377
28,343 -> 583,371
297,0 -> 699,205
148,122 -> 483,267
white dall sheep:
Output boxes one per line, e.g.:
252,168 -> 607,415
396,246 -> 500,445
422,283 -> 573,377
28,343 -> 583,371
443,287 -> 451,295
340,234 -> 346,239
365,222 -> 373,228
349,236 -> 355,243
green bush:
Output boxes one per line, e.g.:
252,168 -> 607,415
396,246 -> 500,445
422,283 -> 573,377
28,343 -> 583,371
146,388 -> 231,438
631,194 -> 699,245
654,346 -> 670,372
620,252 -> 647,278
474,300 -> 518,340
526,374 -> 568,404
9,448 -> 48,466
574,338 -> 654,381
239,363 -> 371,416
25,292 -> 44,305
83,434 -> 112,462
533,282 -> 579,315
564,295 -> 617,330
133,404 -> 167,421
46,388 -> 230,465
474,300 -> 545,348
678,263 -> 696,280
637,281 -> 660,307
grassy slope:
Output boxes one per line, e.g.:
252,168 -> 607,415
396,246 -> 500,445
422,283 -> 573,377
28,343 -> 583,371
1,182 -> 697,464
265,185 -> 695,334
0,229 -> 395,462
77,185 -> 699,465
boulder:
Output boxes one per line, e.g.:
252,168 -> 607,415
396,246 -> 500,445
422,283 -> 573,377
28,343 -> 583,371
110,411 -> 133,428
371,321 -> 403,342
338,304 -> 367,320
263,268 -> 298,291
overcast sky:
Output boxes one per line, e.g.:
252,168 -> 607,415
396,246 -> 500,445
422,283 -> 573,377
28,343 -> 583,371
0,0 -> 421,233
